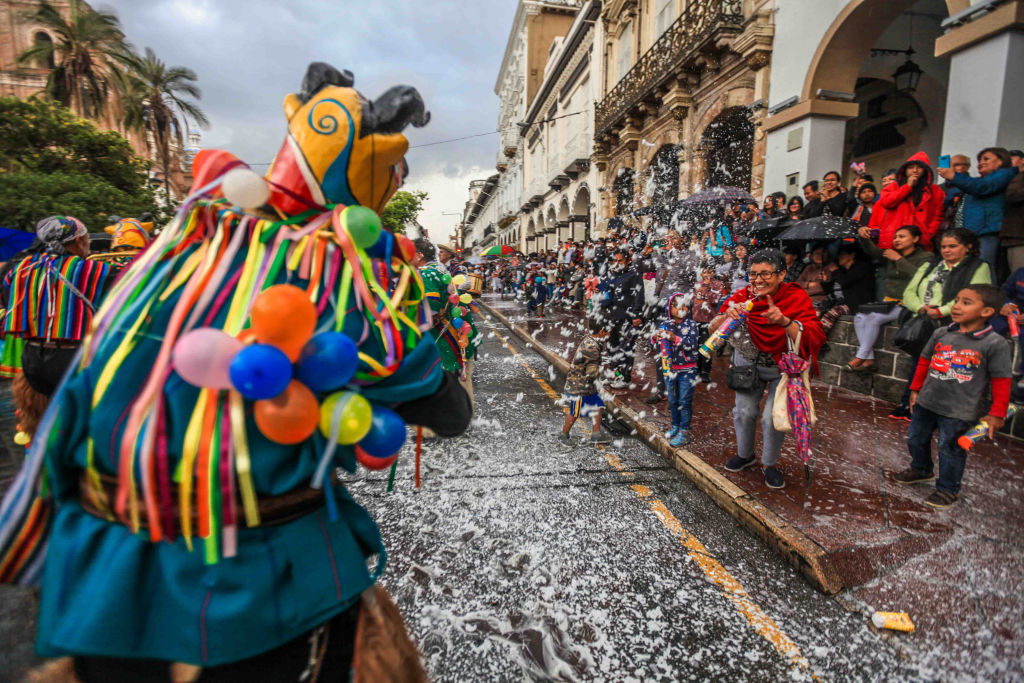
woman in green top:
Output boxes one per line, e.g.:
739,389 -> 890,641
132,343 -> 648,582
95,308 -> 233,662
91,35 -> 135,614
890,228 -> 992,419
902,228 -> 992,320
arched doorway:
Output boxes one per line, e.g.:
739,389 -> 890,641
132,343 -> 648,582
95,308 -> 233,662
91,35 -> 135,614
572,187 -> 591,242
613,168 -> 634,217
557,197 -> 570,243
545,206 -> 557,252
844,77 -> 932,184
701,108 -> 754,190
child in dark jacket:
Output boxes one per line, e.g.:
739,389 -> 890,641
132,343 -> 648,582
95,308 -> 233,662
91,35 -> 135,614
526,275 -> 548,318
651,293 -> 701,447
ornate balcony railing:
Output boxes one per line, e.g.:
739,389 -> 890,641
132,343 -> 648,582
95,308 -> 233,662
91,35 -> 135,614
595,0 -> 744,137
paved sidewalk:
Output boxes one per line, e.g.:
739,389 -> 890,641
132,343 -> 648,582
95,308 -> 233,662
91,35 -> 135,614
480,294 -> 1024,672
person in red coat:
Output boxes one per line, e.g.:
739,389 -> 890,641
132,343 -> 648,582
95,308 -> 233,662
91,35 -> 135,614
711,249 -> 826,489
869,151 -> 945,251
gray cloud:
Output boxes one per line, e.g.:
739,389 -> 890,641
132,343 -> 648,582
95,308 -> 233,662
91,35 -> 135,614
99,0 -> 516,187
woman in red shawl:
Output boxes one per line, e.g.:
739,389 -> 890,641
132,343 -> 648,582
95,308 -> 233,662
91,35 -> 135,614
710,249 -> 825,489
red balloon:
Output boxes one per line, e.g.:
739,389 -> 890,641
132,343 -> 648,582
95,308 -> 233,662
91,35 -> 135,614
396,235 -> 416,262
250,284 -> 317,361
254,381 -> 320,444
355,446 -> 397,471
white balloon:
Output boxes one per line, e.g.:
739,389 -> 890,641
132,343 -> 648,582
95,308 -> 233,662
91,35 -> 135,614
222,167 -> 270,209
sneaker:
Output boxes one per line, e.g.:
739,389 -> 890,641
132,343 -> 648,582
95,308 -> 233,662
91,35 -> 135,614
644,393 -> 664,404
590,432 -> 614,445
888,406 -> 912,422
557,432 -> 573,450
608,379 -> 629,390
670,431 -> 690,448
924,489 -> 959,509
724,454 -> 756,472
665,426 -> 681,440
764,466 -> 785,489
892,467 -> 936,485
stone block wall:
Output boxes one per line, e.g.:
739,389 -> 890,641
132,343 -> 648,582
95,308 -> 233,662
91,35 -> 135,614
816,316 -> 1024,439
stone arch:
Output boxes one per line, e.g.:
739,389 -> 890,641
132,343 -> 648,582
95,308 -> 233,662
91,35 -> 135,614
700,107 -> 755,190
612,167 -> 635,217
32,31 -> 55,69
572,185 -> 592,242
802,0 -> 954,103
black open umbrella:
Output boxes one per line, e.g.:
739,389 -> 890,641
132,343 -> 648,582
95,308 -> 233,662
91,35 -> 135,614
747,216 -> 794,248
777,215 -> 860,242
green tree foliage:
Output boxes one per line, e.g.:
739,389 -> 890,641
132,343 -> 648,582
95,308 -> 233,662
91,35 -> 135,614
15,0 -> 132,119
0,97 -> 157,231
119,47 -> 208,205
380,190 -> 428,235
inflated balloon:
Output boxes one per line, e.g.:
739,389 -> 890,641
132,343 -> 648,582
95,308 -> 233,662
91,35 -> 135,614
296,332 -> 358,392
441,273 -> 452,285
396,234 -> 416,261
459,293 -> 472,304
355,446 -> 397,471
358,406 -> 407,458
229,344 -> 293,400
452,306 -> 465,317
341,205 -> 383,249
452,317 -> 464,330
250,284 -> 317,361
14,432 -> 30,446
221,167 -> 271,209
319,391 -> 373,444
365,229 -> 394,259
448,294 -> 460,304
173,327 -> 244,389
452,274 -> 466,287
254,381 -> 320,444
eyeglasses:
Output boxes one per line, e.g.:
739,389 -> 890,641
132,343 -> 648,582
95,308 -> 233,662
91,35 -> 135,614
748,270 -> 778,281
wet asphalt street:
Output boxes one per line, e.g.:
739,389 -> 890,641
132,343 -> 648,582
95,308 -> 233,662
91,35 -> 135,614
349,315 -> 922,681
0,317 -> 925,681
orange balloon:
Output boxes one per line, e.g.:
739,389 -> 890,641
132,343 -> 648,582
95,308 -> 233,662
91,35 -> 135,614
250,284 -> 317,361
254,381 -> 320,444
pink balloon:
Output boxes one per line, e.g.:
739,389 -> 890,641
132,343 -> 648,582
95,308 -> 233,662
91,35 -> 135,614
173,327 -> 244,389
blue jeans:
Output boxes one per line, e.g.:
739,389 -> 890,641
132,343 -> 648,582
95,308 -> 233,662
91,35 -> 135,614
978,234 -> 999,274
906,404 -> 974,494
665,370 -> 697,431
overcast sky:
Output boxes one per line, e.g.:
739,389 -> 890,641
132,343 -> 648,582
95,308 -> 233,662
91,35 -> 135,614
100,0 -> 517,239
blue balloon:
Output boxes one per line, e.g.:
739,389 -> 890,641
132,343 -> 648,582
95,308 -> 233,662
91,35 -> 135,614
452,317 -> 464,330
229,344 -> 292,399
296,332 -> 358,393
358,406 -> 407,458
365,230 -> 394,259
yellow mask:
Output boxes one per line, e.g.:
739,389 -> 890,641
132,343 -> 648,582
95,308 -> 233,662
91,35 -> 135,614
265,63 -> 430,217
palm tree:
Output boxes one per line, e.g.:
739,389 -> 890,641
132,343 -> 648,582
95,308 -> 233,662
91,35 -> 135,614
16,0 -> 132,119
119,47 -> 209,206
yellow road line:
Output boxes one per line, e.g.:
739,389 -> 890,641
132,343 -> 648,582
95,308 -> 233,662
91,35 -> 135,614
485,314 -> 817,679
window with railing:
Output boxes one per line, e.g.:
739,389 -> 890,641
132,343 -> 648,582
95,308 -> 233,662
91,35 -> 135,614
616,22 -> 632,84
655,0 -> 676,40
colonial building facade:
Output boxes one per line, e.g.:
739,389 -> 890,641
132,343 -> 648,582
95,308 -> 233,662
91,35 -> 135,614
0,0 -> 198,200
463,0 -> 1023,254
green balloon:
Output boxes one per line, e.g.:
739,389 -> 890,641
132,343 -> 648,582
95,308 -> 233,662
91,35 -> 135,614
453,306 -> 464,317
344,206 -> 382,249
441,273 -> 452,284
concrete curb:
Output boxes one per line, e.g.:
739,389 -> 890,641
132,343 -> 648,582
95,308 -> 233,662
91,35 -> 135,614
480,301 -> 844,595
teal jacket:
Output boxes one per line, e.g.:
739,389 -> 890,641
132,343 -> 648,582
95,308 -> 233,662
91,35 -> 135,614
32,214 -> 445,666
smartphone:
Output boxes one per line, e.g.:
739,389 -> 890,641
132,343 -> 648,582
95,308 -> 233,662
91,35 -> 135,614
939,155 -> 951,169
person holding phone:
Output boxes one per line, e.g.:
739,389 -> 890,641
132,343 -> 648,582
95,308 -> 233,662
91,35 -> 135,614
868,151 -> 945,251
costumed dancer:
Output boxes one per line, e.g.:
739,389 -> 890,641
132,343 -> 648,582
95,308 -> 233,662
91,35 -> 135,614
0,62 -> 471,681
91,213 -> 155,266
412,238 -> 479,412
1,216 -> 117,441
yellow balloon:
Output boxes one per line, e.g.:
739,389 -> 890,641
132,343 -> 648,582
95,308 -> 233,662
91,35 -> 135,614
14,431 -> 31,446
319,391 -> 373,444
459,293 -> 472,304
452,274 -> 467,286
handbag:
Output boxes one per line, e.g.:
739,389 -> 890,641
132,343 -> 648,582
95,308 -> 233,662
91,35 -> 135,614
892,313 -> 937,357
773,330 -> 817,434
726,364 -> 764,392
